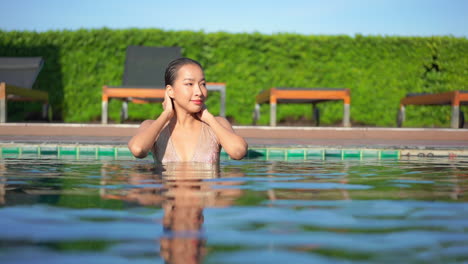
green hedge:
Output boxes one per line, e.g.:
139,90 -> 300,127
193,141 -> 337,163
1,29 -> 467,127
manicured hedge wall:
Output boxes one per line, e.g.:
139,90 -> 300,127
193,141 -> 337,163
1,29 -> 467,127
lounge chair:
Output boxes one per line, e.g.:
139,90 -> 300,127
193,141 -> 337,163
0,57 -> 50,123
253,87 -> 351,126
101,46 -> 226,124
397,91 -> 467,128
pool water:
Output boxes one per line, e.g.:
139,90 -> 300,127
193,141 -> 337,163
1,157 -> 467,263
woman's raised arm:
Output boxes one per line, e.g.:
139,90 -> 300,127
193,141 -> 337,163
128,92 -> 174,158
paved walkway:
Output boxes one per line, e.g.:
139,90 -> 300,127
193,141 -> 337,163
0,123 -> 467,149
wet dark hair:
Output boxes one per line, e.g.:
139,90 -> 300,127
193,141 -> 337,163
164,57 -> 203,86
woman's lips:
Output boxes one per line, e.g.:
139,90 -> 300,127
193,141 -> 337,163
191,100 -> 203,105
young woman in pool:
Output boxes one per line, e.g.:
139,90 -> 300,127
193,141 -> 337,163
128,58 -> 247,163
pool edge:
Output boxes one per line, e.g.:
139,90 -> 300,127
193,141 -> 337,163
1,143 -> 467,160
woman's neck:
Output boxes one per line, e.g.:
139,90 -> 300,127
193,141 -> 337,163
172,112 -> 200,128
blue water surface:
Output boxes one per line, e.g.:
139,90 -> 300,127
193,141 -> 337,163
0,157 -> 467,263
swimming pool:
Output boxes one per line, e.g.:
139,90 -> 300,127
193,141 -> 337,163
1,155 -> 467,263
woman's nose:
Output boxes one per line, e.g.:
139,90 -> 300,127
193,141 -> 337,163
193,84 -> 203,96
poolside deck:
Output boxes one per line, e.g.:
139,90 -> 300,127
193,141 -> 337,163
0,123 -> 467,149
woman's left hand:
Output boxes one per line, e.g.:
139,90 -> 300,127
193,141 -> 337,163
197,105 -> 213,122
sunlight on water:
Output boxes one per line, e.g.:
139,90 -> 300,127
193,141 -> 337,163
0,158 -> 467,263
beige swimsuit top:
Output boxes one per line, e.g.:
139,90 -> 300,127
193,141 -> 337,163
152,122 -> 220,164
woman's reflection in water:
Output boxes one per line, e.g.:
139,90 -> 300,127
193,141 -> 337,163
160,162 -> 219,264
101,161 -> 243,264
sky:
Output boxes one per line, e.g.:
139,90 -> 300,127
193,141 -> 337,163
1,0 -> 467,37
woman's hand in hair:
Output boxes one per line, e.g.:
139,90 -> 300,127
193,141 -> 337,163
162,90 -> 174,118
197,105 -> 213,122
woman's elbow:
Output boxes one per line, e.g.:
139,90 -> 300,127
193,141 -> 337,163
228,144 -> 248,160
128,144 -> 148,159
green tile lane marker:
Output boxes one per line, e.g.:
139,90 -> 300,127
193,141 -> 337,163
22,147 -> 39,154
343,150 -> 361,159
268,149 -> 286,160
59,146 -> 78,156
58,146 -> 78,158
325,149 -> 342,158
287,149 -> 305,159
116,147 -> 133,157
79,147 -> 97,156
306,149 -> 325,159
2,147 -> 20,154
362,150 -> 379,158
381,150 -> 400,159
98,147 -> 115,156
39,146 -> 58,156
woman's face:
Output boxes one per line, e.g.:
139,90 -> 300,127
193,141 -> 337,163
169,64 -> 207,114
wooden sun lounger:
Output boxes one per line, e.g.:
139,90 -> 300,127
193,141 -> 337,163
253,87 -> 351,127
398,91 -> 468,128
0,57 -> 50,123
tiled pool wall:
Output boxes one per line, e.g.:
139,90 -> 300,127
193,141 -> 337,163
1,144 -> 467,160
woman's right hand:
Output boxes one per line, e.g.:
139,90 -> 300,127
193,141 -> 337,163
162,90 -> 174,118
